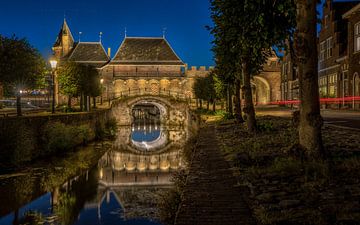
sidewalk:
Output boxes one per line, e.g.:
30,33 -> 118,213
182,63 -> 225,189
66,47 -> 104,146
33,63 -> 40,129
174,125 -> 254,225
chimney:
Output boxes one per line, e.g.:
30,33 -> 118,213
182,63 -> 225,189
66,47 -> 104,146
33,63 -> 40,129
107,48 -> 111,57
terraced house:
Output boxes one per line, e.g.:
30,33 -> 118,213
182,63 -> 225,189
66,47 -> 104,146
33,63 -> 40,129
281,0 -> 360,109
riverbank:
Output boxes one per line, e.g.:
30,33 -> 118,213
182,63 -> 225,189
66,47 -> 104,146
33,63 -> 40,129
0,109 -> 116,168
215,116 -> 360,224
0,141 -> 111,217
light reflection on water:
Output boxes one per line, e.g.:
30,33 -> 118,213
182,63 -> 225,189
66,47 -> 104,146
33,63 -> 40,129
0,121 -> 187,225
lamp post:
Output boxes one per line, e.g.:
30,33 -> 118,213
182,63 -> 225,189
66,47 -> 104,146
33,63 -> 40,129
100,78 -> 104,105
49,59 -> 58,114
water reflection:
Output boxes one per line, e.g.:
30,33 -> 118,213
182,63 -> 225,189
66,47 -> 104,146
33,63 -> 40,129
0,119 -> 187,225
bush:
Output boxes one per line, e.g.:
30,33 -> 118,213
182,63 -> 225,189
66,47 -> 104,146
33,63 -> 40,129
42,122 -> 93,154
257,120 -> 274,132
104,118 -> 118,138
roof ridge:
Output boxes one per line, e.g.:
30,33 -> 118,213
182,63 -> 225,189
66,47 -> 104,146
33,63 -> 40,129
125,36 -> 164,39
78,41 -> 102,44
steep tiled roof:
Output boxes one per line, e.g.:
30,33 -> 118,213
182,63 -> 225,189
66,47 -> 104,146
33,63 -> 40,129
68,42 -> 109,64
53,19 -> 74,48
111,37 -> 184,65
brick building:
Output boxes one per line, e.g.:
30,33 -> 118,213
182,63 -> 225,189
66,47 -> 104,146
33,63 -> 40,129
280,40 -> 299,103
52,19 -> 281,105
343,3 -> 360,109
281,0 -> 359,109
318,0 -> 357,106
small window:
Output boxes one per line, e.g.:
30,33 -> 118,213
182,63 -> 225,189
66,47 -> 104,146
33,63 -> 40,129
326,37 -> 333,58
354,23 -> 360,52
324,15 -> 329,29
320,41 -> 326,61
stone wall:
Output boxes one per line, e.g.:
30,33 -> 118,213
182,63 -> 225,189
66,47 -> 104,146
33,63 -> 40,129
0,110 -> 111,166
110,96 -> 189,126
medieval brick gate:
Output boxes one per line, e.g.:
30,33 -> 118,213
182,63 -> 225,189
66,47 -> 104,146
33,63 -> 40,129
110,95 -> 190,126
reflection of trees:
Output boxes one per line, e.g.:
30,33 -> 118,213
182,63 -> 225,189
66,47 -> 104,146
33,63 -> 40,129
17,211 -> 44,225
54,167 -> 99,225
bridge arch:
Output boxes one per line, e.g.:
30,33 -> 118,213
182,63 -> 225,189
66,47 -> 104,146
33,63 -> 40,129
110,95 -> 189,126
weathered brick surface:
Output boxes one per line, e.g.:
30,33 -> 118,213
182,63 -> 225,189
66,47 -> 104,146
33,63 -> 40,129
175,126 -> 255,225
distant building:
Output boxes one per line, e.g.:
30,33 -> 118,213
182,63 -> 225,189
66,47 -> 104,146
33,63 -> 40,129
281,0 -> 360,109
52,19 -> 281,106
280,40 -> 299,104
343,3 -> 360,109
318,0 -> 357,107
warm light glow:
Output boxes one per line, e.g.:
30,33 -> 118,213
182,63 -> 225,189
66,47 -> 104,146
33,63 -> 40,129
49,59 -> 58,69
100,78 -> 104,84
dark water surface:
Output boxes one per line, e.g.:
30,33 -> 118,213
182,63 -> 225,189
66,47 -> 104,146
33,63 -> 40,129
0,120 -> 188,225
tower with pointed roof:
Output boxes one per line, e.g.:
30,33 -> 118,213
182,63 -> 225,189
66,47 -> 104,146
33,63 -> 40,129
52,19 -> 75,59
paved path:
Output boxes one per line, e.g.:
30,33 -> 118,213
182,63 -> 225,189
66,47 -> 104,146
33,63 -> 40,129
175,125 -> 254,225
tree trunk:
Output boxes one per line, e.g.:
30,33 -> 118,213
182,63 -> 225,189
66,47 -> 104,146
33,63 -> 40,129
80,93 -> 84,112
242,62 -> 257,132
212,100 -> 216,112
227,84 -> 233,114
16,93 -> 22,116
196,99 -> 199,109
93,97 -> 96,109
207,101 -> 210,110
295,0 -> 325,159
67,95 -> 72,108
199,99 -> 203,109
235,78 -> 245,123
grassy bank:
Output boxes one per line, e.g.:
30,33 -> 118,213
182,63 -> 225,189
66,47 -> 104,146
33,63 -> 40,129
215,115 -> 360,224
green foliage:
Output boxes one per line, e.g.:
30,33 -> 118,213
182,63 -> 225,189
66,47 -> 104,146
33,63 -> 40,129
193,73 -> 218,103
257,120 -> 275,132
0,35 -> 46,94
57,61 -> 102,109
95,118 -> 118,140
42,122 -> 93,154
104,118 -> 118,137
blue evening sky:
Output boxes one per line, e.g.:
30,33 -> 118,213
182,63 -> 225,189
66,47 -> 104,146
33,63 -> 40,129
0,0 -> 213,67
0,0 -> 357,67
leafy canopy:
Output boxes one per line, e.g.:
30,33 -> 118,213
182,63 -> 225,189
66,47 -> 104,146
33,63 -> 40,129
0,35 -> 46,94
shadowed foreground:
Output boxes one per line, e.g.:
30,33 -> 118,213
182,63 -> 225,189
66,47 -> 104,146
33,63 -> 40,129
174,125 -> 254,225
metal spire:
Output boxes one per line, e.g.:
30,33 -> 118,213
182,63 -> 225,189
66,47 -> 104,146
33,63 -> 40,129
78,32 -> 82,42
99,32 -> 103,43
125,27 -> 127,37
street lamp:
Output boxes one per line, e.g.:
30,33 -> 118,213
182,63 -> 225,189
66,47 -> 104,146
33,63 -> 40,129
100,78 -> 104,105
49,58 -> 58,114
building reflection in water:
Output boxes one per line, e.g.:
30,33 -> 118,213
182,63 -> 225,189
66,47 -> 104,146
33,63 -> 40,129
0,115 -> 187,225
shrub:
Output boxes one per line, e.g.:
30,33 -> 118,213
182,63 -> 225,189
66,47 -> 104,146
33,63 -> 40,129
257,120 -> 274,132
104,118 -> 118,138
42,122 -> 93,154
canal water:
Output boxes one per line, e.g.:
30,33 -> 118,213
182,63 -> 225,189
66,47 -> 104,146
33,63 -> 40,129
0,114 -> 189,225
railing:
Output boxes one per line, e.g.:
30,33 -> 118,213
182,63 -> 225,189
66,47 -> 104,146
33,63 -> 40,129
114,71 -> 185,78
0,108 -> 47,117
112,88 -> 191,101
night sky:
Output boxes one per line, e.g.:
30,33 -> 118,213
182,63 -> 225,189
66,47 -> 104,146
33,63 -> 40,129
0,0 -> 356,67
0,0 -> 213,67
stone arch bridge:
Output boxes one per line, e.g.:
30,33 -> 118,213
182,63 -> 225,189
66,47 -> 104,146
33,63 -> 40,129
109,92 -> 191,126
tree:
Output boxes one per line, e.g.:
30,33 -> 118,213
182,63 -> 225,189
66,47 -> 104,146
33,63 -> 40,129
193,74 -> 217,111
294,0 -> 325,159
57,61 -> 82,108
209,0 -> 296,132
58,62 -> 101,111
0,35 -> 46,116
